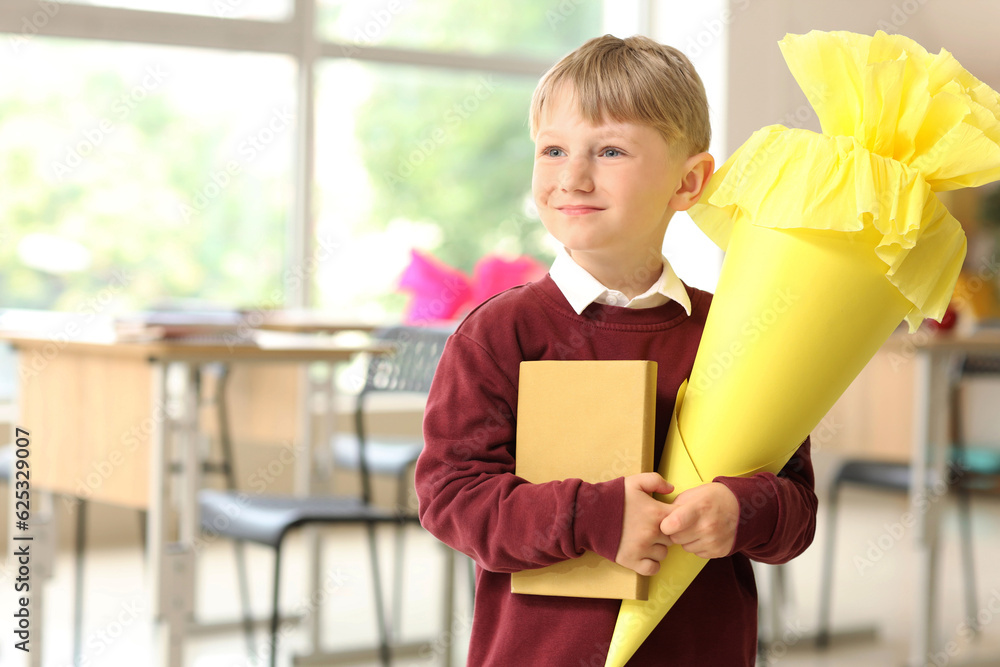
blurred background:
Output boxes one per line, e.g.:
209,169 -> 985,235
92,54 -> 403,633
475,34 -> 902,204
3,0 -> 1000,320
2,1 -> 1000,666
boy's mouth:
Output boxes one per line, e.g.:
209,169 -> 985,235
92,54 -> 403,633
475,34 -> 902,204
556,205 -> 605,216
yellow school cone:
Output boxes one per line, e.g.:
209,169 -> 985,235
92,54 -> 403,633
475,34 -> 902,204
606,30 -> 1000,666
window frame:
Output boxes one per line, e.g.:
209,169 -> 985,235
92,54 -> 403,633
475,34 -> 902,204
0,0 -> 555,307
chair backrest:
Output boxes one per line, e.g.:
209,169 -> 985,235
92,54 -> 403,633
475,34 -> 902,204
952,353 -> 1000,489
962,354 -> 1000,377
360,326 -> 452,400
354,325 -> 453,503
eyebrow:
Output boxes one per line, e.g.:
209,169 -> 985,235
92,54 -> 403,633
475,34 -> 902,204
534,128 -> 635,143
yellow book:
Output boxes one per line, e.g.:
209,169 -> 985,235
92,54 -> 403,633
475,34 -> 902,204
511,360 -> 657,600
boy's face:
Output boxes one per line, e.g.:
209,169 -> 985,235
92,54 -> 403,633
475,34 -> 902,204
531,86 -> 689,267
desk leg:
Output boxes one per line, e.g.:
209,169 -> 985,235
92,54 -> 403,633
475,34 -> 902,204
178,364 -> 202,546
908,350 -> 952,667
148,362 -> 188,667
296,365 -> 324,651
147,361 -> 172,665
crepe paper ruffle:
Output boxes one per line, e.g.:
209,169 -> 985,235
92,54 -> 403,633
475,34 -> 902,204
398,249 -> 546,324
693,125 -> 966,330
779,31 -> 1000,190
690,30 -> 1000,330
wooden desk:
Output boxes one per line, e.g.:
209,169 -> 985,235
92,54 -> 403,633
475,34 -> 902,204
3,333 -> 386,667
254,310 -> 388,334
904,328 -> 1000,667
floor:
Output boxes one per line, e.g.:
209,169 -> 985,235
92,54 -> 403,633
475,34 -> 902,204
6,451 -> 1000,667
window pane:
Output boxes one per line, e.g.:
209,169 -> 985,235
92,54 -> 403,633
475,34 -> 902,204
314,60 -> 553,320
0,39 -> 294,312
317,0 -> 603,61
60,0 -> 291,21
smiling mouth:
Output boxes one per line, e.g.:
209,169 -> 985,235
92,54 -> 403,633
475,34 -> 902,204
556,206 -> 604,216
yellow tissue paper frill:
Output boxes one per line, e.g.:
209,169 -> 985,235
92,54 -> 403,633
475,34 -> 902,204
780,31 -> 1000,190
693,126 -> 965,330
692,30 -> 1000,330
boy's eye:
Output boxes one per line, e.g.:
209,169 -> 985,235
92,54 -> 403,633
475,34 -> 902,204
542,147 -> 565,158
601,147 -> 622,157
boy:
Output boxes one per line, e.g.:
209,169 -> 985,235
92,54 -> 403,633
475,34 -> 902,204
415,34 -> 817,666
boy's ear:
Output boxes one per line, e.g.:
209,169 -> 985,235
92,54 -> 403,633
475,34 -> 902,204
668,152 -> 715,212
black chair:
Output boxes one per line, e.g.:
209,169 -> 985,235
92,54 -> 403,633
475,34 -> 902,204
199,490 -> 418,666
328,325 -> 452,637
199,325 -> 452,667
817,354 -> 1000,647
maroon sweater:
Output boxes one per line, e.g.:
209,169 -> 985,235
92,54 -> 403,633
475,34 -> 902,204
415,276 -> 817,666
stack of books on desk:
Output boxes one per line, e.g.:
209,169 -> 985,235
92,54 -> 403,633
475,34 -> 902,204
113,310 -> 246,342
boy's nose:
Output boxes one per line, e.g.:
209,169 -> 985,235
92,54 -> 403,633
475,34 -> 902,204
559,158 -> 594,192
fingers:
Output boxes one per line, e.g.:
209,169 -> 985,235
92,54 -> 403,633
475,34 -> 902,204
663,531 -> 730,559
636,558 -> 661,576
672,540 -> 726,560
658,483 -> 739,559
647,542 -> 670,562
659,503 -> 692,536
619,536 -> 673,575
616,531 -> 673,575
632,472 -> 674,497
674,540 -> 704,558
617,473 -> 680,575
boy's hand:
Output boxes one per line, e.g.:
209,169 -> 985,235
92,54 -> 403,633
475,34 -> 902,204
659,482 -> 739,559
615,473 -> 674,576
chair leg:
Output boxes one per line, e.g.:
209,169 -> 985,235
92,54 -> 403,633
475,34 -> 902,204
816,479 -> 841,649
949,376 -> 980,636
270,544 -> 283,667
138,509 -> 147,556
391,523 -> 406,643
955,482 -> 979,634
771,563 -> 787,645
236,540 -> 257,655
390,475 -> 410,642
214,363 -> 257,651
365,523 -> 392,667
755,562 -> 769,657
74,499 -> 87,667
468,556 -> 476,607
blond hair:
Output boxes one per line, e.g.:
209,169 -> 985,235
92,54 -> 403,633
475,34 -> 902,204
529,34 -> 711,155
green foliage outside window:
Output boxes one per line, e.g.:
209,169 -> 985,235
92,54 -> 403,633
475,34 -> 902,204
1,1 -> 603,317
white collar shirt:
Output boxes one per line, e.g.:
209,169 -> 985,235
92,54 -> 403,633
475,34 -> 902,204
548,248 -> 692,316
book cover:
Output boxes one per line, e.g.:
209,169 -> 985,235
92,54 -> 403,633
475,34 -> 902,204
511,360 -> 657,600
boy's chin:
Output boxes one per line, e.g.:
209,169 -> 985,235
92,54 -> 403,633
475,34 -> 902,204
562,245 -> 624,260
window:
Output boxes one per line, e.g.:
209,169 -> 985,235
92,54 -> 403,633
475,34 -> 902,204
60,0 -> 292,21
0,1 -> 605,317
316,0 -> 602,60
314,61 -> 545,317
0,37 -> 294,311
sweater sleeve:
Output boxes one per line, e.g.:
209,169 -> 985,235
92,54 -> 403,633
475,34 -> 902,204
414,332 -> 626,573
713,437 -> 817,564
